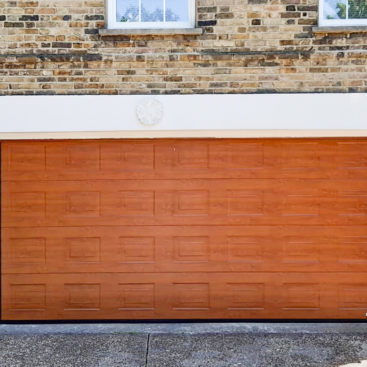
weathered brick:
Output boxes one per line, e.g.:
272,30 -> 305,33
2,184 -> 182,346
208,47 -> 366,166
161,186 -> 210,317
298,5 -> 318,11
84,28 -> 99,34
0,0 -> 366,96
84,15 -> 104,20
5,22 -> 24,27
281,12 -> 301,18
197,7 -> 217,13
286,5 -> 296,11
19,15 -> 39,20
198,20 -> 217,26
215,13 -> 234,19
52,42 -> 72,48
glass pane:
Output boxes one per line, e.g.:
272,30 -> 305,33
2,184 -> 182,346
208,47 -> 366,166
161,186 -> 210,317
116,0 -> 139,22
349,0 -> 367,18
166,0 -> 189,22
323,0 -> 347,19
141,0 -> 163,22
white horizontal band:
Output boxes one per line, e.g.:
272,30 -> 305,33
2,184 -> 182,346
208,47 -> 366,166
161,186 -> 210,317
0,94 -> 366,139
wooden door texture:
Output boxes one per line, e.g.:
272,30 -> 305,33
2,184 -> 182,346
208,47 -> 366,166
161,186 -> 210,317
2,139 -> 367,320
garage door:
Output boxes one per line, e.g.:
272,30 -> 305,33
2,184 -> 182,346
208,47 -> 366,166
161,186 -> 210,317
2,139 -> 367,320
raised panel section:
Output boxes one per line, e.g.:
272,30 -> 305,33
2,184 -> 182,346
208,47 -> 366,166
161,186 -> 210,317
172,283 -> 210,310
173,236 -> 209,263
283,283 -> 320,310
64,284 -> 101,310
281,143 -> 321,169
119,237 -> 155,263
337,191 -> 367,216
102,143 -> 154,170
227,236 -> 264,264
66,191 -> 100,216
227,283 -> 265,310
8,144 -> 46,171
282,238 -> 319,264
10,284 -> 46,311
173,190 -> 209,216
119,143 -> 154,169
9,238 -> 46,265
281,193 -> 320,217
162,143 -> 209,169
118,283 -> 155,311
65,144 -> 100,169
176,143 -> 208,168
10,192 -> 46,216
227,190 -> 264,216
65,237 -> 101,263
338,284 -> 367,310
119,191 -> 155,216
339,237 -> 367,264
210,143 -> 264,169
337,142 -> 367,168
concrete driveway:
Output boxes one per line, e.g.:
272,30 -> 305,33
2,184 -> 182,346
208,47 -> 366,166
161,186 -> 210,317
0,323 -> 366,367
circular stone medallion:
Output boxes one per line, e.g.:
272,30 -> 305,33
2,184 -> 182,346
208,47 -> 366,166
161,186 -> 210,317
136,98 -> 164,126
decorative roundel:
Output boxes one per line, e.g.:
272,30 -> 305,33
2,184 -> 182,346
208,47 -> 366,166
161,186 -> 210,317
136,98 -> 164,126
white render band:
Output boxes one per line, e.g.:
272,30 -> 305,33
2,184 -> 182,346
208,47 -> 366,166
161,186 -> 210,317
0,94 -> 366,139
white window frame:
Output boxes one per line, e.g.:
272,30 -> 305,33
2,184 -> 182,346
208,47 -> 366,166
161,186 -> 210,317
319,0 -> 367,26
107,0 -> 196,29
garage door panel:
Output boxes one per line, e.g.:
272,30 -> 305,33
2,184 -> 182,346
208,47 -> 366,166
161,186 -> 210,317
4,139 -> 367,181
48,142 -> 102,171
3,139 -> 367,320
155,141 -> 274,178
3,143 -> 47,174
6,180 -> 367,227
278,181 -> 329,221
3,179 -> 277,227
336,232 -> 367,270
0,179 -> 333,227
0,273 -> 283,320
5,140 -> 361,182
3,226 -> 276,274
336,283 -> 367,317
3,273 -> 367,320
268,141 -> 337,179
331,180 -> 367,220
3,140 -> 268,181
4,226 -> 367,275
335,141 -> 367,178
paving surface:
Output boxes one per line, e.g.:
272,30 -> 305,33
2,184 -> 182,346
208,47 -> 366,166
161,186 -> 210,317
0,323 -> 366,367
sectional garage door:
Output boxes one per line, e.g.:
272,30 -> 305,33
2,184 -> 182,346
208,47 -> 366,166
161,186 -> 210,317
2,139 -> 367,320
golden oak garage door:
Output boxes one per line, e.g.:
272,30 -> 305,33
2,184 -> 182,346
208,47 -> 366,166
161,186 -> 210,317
2,139 -> 367,320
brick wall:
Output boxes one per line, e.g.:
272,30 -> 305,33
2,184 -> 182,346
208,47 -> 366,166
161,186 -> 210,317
0,0 -> 366,95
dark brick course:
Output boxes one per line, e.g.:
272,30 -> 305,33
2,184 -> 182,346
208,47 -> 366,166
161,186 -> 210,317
0,0 -> 366,95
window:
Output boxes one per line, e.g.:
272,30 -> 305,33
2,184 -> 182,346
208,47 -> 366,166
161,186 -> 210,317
107,0 -> 195,29
319,0 -> 367,26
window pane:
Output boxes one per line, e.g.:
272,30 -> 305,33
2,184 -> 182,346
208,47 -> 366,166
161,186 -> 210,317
116,0 -> 139,22
349,0 -> 367,18
323,0 -> 347,19
141,0 -> 163,22
166,0 -> 189,22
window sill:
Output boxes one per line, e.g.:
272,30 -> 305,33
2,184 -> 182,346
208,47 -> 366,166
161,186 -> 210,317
312,26 -> 367,34
99,28 -> 203,36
